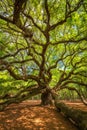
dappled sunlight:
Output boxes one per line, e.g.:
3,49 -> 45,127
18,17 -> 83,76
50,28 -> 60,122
34,118 -> 43,123
0,100 -> 78,130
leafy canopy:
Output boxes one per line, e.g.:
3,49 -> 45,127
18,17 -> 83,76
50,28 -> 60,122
0,0 -> 87,104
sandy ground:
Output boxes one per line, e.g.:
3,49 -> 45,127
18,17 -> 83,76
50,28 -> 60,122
0,100 -> 86,130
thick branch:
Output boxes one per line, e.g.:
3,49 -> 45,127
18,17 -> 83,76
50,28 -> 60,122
44,0 -> 50,26
13,0 -> 27,24
0,85 -> 46,111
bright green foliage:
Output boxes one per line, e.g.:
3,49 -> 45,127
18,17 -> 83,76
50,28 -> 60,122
0,0 -> 87,101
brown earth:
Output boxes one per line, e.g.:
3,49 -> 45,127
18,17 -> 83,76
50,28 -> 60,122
63,100 -> 87,112
0,100 -> 86,130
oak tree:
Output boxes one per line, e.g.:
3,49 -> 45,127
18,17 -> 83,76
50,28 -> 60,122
0,0 -> 87,109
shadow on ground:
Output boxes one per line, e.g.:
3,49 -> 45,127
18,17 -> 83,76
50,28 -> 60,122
0,100 -> 78,130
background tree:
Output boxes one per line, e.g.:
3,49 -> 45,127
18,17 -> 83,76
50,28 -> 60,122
0,0 -> 87,108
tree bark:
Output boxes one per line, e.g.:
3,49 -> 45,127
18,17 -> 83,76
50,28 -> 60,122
41,89 -> 53,105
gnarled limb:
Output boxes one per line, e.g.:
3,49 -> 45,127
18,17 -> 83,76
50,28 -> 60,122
0,85 -> 46,111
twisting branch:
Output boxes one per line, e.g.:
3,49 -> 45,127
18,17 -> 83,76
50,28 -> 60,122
66,86 -> 87,105
62,80 -> 87,88
52,37 -> 87,45
47,44 -> 67,72
50,0 -> 83,30
0,59 -> 40,82
0,47 -> 30,60
44,0 -> 50,27
0,84 -> 46,111
67,0 -> 83,17
23,12 -> 44,34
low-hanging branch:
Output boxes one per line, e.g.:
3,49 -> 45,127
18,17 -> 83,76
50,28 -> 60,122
55,85 -> 87,106
67,86 -> 87,105
0,84 -> 46,111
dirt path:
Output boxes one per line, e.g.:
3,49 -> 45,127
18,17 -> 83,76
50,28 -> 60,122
63,101 -> 87,112
0,100 -> 78,130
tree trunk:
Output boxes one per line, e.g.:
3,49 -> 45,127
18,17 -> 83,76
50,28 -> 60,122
41,89 -> 53,105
